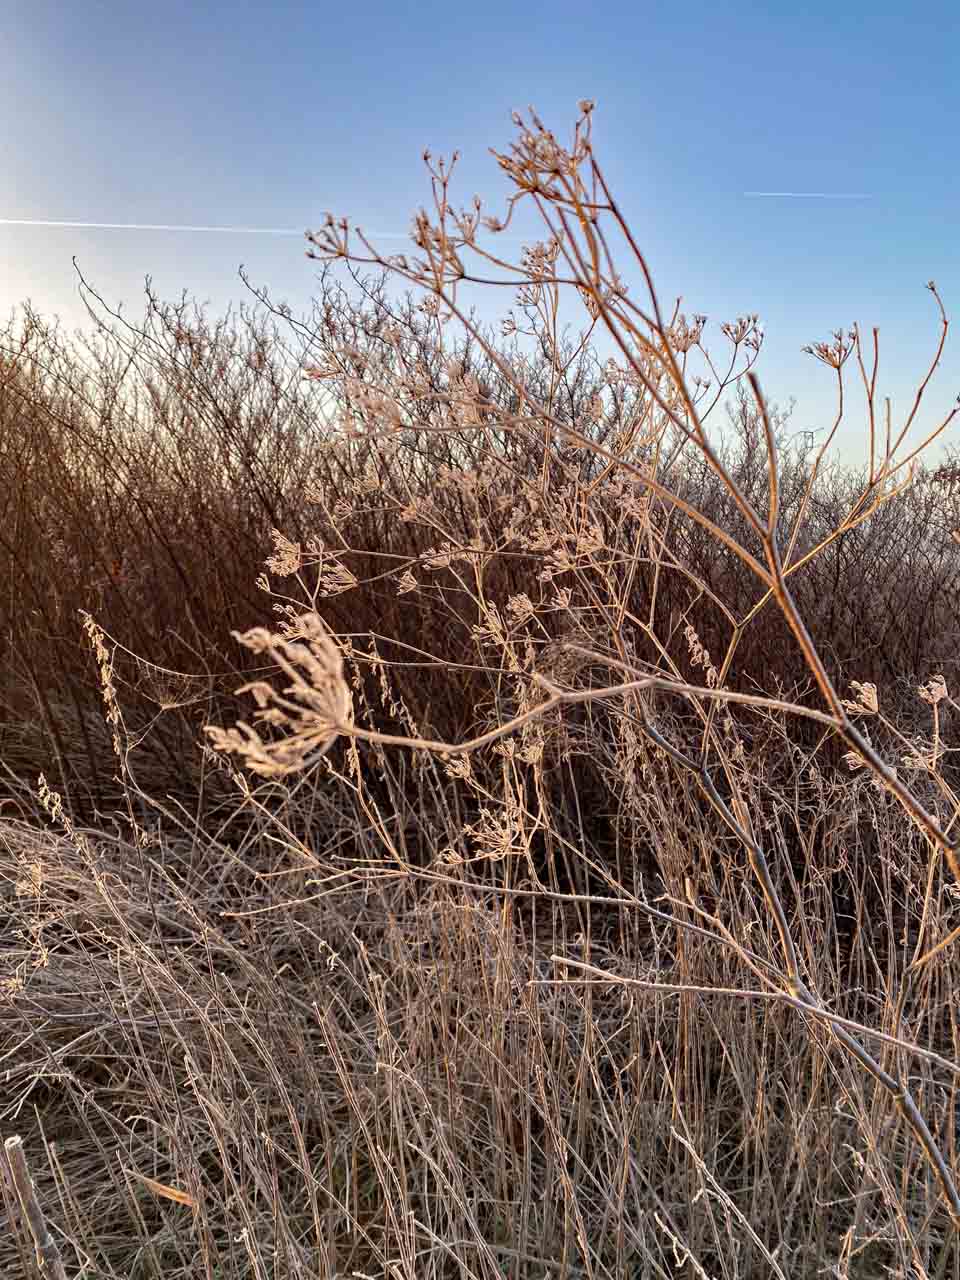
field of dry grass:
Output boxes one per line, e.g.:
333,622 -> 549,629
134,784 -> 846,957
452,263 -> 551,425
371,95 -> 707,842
3,104 -> 960,1278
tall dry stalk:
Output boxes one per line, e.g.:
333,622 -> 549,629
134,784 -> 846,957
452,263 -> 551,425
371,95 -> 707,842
210,103 -> 960,1230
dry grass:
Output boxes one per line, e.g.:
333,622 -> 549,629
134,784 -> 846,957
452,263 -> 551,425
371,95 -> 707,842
3,103 -> 960,1277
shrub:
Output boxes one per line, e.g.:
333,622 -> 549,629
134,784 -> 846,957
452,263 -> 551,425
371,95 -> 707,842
3,103 -> 960,1278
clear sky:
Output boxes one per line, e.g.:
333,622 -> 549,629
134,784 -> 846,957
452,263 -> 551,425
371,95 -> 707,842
2,0 -> 957,462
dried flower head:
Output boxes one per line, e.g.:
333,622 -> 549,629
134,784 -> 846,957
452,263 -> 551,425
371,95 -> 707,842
265,529 -> 302,577
841,681 -> 879,715
919,675 -> 948,705
205,612 -> 352,777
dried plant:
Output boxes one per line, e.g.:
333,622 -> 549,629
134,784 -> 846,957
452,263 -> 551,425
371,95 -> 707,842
218,102 -> 960,1232
204,613 -> 352,777
4,103 -> 960,1279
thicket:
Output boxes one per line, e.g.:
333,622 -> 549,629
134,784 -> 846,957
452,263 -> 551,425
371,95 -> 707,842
3,104 -> 960,1278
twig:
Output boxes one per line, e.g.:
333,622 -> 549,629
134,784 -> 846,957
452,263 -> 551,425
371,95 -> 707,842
2,1136 -> 69,1280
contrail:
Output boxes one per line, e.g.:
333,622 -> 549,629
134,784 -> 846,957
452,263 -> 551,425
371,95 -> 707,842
743,191 -> 872,200
0,217 -> 416,238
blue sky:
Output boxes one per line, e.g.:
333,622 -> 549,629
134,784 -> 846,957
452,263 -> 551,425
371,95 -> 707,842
2,0 -> 957,462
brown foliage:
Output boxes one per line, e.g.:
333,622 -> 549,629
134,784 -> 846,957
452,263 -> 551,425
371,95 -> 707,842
4,104 -> 960,1277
